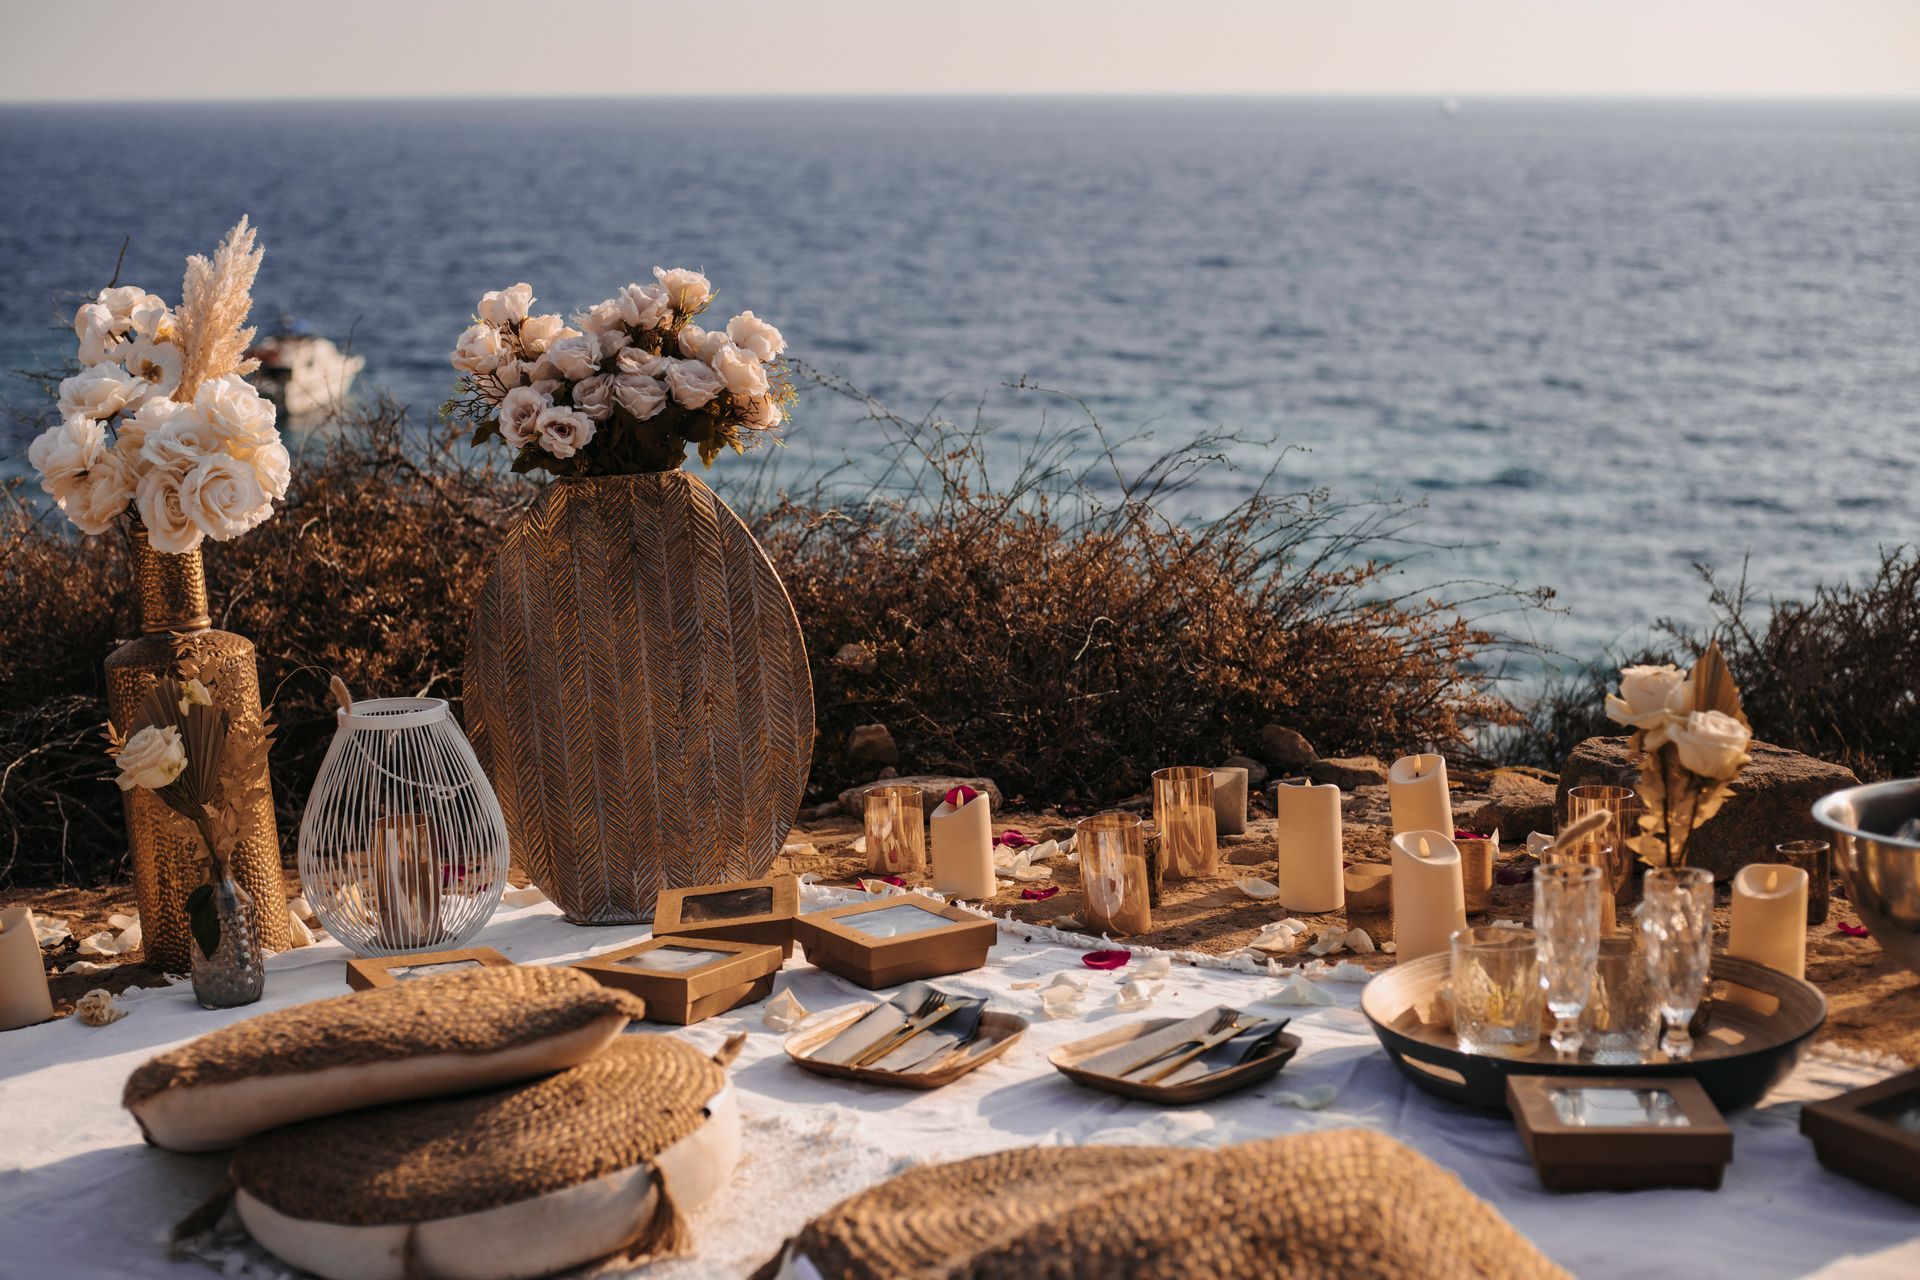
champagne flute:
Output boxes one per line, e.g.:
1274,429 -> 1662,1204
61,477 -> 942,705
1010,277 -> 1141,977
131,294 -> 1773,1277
1636,866 -> 1715,1061
1534,863 -> 1603,1060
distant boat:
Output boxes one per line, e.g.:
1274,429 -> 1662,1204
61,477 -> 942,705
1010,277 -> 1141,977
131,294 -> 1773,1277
249,320 -> 364,418
1439,98 -> 1462,117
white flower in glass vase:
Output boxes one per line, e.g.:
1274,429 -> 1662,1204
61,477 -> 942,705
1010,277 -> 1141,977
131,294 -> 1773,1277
517,313 -> 571,356
535,405 -> 596,458
179,454 -> 271,539
476,282 -> 534,328
497,386 -> 551,447
677,325 -> 729,363
664,358 -> 724,410
545,333 -> 603,382
570,374 -> 615,422
710,343 -> 770,400
57,364 -> 144,421
616,282 -> 673,331
115,724 -> 188,792
451,322 -> 513,376
1667,710 -> 1752,780
612,373 -> 668,421
653,266 -> 711,315
725,311 -> 785,362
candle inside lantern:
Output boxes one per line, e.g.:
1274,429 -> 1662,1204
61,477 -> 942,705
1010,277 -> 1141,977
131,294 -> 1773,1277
1153,766 -> 1218,880
1212,767 -> 1249,837
1390,830 -> 1467,964
1728,863 -> 1808,979
1388,753 -> 1454,838
930,788 -> 995,901
1274,779 -> 1344,913
0,906 -> 55,1032
373,813 -> 442,950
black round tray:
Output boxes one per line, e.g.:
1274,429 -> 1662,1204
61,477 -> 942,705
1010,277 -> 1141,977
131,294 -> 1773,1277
1361,952 -> 1827,1112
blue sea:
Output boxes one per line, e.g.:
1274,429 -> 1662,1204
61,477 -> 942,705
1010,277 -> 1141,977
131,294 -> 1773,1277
3,97 -> 1917,668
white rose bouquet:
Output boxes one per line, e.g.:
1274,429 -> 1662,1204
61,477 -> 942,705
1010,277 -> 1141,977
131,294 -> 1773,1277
1603,642 -> 1754,868
442,269 -> 794,474
26,218 -> 289,554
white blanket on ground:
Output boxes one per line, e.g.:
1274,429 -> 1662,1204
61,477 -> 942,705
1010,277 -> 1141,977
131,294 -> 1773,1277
2,891 -> 1916,1280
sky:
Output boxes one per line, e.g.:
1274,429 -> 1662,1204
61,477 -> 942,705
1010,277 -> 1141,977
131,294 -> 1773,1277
2,0 -> 1917,101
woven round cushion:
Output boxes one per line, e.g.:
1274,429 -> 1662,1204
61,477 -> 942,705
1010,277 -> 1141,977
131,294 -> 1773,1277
757,1128 -> 1570,1280
124,966 -> 641,1152
230,1034 -> 738,1280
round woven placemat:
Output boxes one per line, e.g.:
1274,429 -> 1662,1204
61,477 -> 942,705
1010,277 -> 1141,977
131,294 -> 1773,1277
124,966 -> 642,1106
232,1034 -> 725,1225
757,1128 -> 1570,1280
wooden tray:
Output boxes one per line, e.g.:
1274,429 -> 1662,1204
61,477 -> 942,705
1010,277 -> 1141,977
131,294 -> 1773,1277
1361,952 -> 1826,1112
1049,1016 -> 1302,1104
785,1003 -> 1027,1090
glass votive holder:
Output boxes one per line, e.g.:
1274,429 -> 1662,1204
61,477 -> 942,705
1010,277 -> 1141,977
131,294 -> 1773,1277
1563,784 -> 1641,905
1077,811 -> 1152,936
1450,923 -> 1541,1058
863,785 -> 925,876
1454,830 -> 1497,913
1152,766 -> 1218,880
1775,839 -> 1832,924
1581,934 -> 1660,1066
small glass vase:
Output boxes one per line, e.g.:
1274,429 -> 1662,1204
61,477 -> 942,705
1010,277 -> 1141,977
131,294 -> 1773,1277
191,874 -> 265,1009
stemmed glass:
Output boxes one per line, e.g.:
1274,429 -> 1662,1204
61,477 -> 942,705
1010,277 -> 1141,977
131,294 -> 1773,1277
1636,867 -> 1715,1061
1534,863 -> 1604,1059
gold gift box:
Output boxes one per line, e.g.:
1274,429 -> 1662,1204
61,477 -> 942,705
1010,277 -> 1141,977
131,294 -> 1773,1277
574,936 -> 783,1025
794,893 -> 997,989
653,874 -> 800,960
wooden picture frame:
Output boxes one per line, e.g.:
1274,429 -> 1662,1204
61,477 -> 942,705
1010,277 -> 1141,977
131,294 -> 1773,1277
1800,1066 -> 1920,1205
794,893 -> 997,989
653,874 -> 800,959
1507,1073 -> 1732,1191
573,936 -> 783,1025
345,946 -> 514,992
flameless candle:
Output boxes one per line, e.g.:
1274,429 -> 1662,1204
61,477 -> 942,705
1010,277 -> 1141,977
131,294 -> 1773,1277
1274,779 -> 1344,913
1388,753 -> 1454,838
1212,767 -> 1249,837
1390,830 -> 1467,964
1728,863 -> 1808,979
930,789 -> 996,901
0,906 -> 54,1032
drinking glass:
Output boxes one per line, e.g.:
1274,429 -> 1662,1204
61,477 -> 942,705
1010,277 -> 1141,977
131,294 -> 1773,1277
1450,924 -> 1541,1058
1563,784 -> 1641,906
1636,866 -> 1715,1061
1581,935 -> 1659,1065
1775,839 -> 1832,925
1077,811 -> 1152,936
1534,863 -> 1603,1059
863,785 -> 925,875
1152,767 -> 1218,880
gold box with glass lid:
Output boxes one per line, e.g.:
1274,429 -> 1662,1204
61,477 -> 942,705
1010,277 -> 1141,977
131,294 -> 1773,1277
794,893 -> 997,988
344,946 -> 514,991
574,936 -> 782,1025
653,874 -> 800,959
1506,1073 -> 1732,1191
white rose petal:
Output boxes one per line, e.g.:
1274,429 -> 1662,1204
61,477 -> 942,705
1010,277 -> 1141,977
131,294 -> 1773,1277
116,724 -> 187,792
194,374 -> 280,458
617,348 -> 675,378
544,334 -> 603,382
616,282 -> 674,331
570,374 -> 614,422
573,299 -> 625,337
66,449 -> 136,535
763,988 -> 809,1031
516,313 -> 571,356
119,338 -> 182,404
73,302 -> 124,366
135,460 -> 203,553
725,310 -> 786,362
741,396 -> 784,431
178,454 -> 270,540
28,414 -> 108,505
451,322 -> 512,376
1605,663 -> 1692,745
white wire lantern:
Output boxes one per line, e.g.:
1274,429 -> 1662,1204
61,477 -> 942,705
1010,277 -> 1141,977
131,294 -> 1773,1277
297,681 -> 510,957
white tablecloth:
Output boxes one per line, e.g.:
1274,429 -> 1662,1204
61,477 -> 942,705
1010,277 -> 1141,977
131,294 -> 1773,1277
4,891 -> 1917,1280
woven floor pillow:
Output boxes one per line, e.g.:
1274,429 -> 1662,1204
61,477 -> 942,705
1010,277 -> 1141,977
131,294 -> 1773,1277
219,1034 -> 739,1280
124,966 -> 642,1152
755,1128 -> 1571,1280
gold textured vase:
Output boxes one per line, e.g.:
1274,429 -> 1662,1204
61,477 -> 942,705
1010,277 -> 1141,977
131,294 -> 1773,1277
105,531 -> 291,971
466,472 -> 815,924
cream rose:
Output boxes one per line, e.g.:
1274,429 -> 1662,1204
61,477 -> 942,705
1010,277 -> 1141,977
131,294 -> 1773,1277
66,449 -> 136,535
535,406 -> 596,458
73,302 -> 122,366
616,282 -> 674,331
121,396 -> 194,460
574,300 -> 625,337
136,460 -> 202,553
710,343 -> 769,399
664,358 -> 724,410
28,415 -> 109,506
725,311 -> 785,362
617,348 -> 674,378
653,267 -> 712,315
116,724 -> 188,792
195,374 -> 280,456
545,334 -> 603,382
120,338 -> 183,403
57,365 -> 143,421
477,283 -> 534,327
251,440 -> 292,502
497,386 -> 551,447
517,313 -> 571,356
178,454 -> 269,540
676,325 -> 729,363
570,375 -> 614,422
451,322 -> 513,375
1667,710 -> 1751,781
612,373 -> 668,421
1605,663 -> 1691,741
741,396 -> 785,431
95,286 -> 163,326
140,404 -> 229,471
130,296 -> 174,342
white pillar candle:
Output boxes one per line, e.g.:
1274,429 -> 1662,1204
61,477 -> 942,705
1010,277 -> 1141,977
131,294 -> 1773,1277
1390,830 -> 1467,964
1274,779 -> 1344,913
0,906 -> 55,1032
1388,753 -> 1453,838
1212,767 -> 1249,837
1728,863 -> 1808,979
930,791 -> 996,901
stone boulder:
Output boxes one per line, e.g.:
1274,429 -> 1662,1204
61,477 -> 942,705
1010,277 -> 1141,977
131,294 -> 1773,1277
1222,755 -> 1270,789
1463,771 -> 1557,841
1556,736 -> 1859,882
846,723 -> 899,766
1309,755 -> 1389,789
838,775 -> 1003,817
1257,724 -> 1318,770
831,642 -> 879,676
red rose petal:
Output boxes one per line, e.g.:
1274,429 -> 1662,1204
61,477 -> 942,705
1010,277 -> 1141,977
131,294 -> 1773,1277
1454,831 -> 1489,841
1495,865 -> 1532,886
997,829 -> 1036,848
1838,921 -> 1870,938
944,785 -> 980,808
1083,950 -> 1131,970
1021,885 -> 1060,901
881,875 -> 906,887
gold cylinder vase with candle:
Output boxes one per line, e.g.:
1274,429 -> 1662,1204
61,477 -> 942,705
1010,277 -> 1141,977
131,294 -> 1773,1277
1563,784 -> 1640,910
1153,766 -> 1218,880
864,785 -> 926,877
1077,811 -> 1152,936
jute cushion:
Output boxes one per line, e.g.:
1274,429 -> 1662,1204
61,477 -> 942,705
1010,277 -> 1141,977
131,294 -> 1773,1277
224,1034 -> 740,1280
755,1128 -> 1571,1280
124,965 -> 642,1152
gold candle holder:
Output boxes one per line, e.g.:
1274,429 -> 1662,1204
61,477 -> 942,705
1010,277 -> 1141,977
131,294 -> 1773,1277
1077,811 -> 1152,936
1456,830 -> 1498,914
863,785 -> 926,876
1152,766 -> 1218,880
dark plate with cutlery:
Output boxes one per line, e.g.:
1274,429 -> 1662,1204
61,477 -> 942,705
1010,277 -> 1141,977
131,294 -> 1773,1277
1049,1008 -> 1301,1103
785,988 -> 1028,1089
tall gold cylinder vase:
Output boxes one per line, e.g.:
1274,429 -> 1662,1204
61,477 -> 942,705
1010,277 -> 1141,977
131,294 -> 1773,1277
104,531 -> 291,971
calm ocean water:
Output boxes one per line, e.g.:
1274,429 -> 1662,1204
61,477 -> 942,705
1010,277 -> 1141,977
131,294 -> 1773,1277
3,97 -> 1916,667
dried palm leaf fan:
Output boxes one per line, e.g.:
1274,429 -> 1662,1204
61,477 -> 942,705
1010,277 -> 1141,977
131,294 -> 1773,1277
296,678 -> 510,955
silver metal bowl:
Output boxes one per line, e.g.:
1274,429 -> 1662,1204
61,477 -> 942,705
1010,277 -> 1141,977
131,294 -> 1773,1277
1812,779 -> 1920,976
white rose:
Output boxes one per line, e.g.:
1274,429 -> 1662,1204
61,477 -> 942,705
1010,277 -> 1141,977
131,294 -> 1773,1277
1605,663 -> 1692,742
517,313 -> 571,356
664,358 -> 724,410
617,348 -> 674,378
178,678 -> 213,715
593,327 -> 631,358
497,386 -> 551,447
741,396 -> 784,431
653,267 -> 712,314
28,414 -> 109,507
485,358 -> 526,399
135,461 -> 202,553
67,449 -> 136,535
476,283 -> 534,328
611,373 -> 668,421
574,299 -> 625,337
1667,710 -> 1752,781
140,403 -> 228,471
725,311 -> 785,362
121,395 -> 196,461
120,338 -> 183,404
57,364 -> 143,421
251,440 -> 292,502
451,322 -> 512,375
677,324 -> 729,363
535,405 -> 596,459
73,303 -> 124,366
95,285 -> 162,326
115,724 -> 188,792
195,374 -> 280,457
130,296 -> 175,342
710,343 -> 769,399
528,377 -> 562,398
570,374 -> 614,422
178,453 -> 270,540
545,334 -> 603,382
616,282 -> 674,331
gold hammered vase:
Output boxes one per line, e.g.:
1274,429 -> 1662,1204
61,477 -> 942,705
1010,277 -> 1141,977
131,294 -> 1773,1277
105,531 -> 291,971
466,472 -> 815,924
